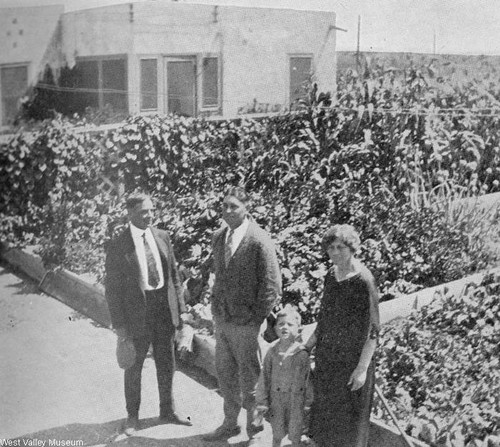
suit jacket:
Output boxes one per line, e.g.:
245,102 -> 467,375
211,220 -> 281,325
105,226 -> 186,337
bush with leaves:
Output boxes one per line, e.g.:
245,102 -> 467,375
376,273 -> 500,446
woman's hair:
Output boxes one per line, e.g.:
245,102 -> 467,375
225,186 -> 250,204
321,224 -> 361,253
275,304 -> 302,327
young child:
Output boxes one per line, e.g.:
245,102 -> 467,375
255,304 -> 313,447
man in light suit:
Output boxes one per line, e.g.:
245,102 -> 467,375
203,187 -> 282,444
105,193 -> 192,435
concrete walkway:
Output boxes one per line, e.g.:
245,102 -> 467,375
0,264 -> 275,446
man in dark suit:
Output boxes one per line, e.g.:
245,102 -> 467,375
105,193 -> 192,435
203,187 -> 281,444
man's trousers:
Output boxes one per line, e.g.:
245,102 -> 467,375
124,289 -> 176,418
214,320 -> 262,427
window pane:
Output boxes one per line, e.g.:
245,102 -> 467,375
1,65 -> 28,125
74,60 -> 99,112
202,57 -> 218,108
140,59 -> 158,111
290,57 -> 312,106
102,58 -> 128,114
167,60 -> 196,117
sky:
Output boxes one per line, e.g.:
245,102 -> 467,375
1,0 -> 499,55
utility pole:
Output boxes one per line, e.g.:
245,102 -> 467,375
433,30 -> 436,54
356,15 -> 361,72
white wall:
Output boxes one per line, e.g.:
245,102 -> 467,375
0,5 -> 63,68
219,6 -> 336,115
0,5 -> 64,125
61,4 -> 132,63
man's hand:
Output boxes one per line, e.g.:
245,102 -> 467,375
347,366 -> 367,391
175,325 -> 195,359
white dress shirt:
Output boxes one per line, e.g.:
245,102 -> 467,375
225,217 -> 249,257
130,223 -> 165,290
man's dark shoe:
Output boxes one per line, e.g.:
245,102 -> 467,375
123,416 -> 139,436
158,412 -> 193,426
202,424 -> 241,441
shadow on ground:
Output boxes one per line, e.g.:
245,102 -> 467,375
14,418 -> 126,444
177,358 -> 219,392
0,265 -> 40,295
13,417 -> 249,447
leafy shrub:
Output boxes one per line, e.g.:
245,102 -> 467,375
376,274 -> 500,446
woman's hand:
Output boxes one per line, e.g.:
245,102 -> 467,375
348,366 -> 367,391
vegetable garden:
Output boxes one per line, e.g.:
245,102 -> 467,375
1,57 -> 500,445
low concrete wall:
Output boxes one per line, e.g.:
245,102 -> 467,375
1,245 -> 47,283
0,243 -> 111,327
192,333 -> 217,378
379,266 -> 500,324
39,269 -> 110,328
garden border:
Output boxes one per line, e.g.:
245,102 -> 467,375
4,242 -> 498,447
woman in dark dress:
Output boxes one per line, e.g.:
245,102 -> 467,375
304,225 -> 380,447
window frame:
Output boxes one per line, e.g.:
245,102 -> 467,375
74,54 -> 128,113
199,54 -> 221,111
0,62 -> 29,127
139,57 -> 159,112
288,54 -> 314,106
136,53 -> 222,117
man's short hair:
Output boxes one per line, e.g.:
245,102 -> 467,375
225,186 -> 250,204
125,192 -> 151,210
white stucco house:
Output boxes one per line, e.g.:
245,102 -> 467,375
0,1 -> 337,126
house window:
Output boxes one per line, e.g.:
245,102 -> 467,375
290,56 -> 312,106
1,65 -> 28,125
140,59 -> 158,111
102,59 -> 127,113
71,57 -> 128,115
202,56 -> 219,109
74,59 -> 99,111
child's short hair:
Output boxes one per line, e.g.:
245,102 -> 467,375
275,304 -> 302,327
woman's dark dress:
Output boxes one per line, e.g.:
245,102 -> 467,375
310,266 -> 380,447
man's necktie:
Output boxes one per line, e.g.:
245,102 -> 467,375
143,233 -> 160,288
224,229 -> 234,267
